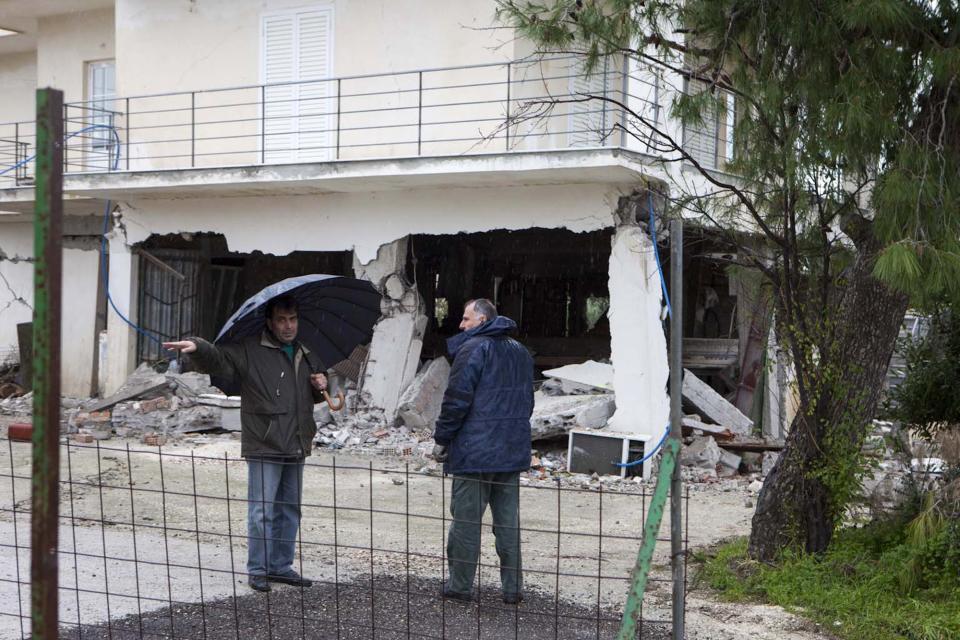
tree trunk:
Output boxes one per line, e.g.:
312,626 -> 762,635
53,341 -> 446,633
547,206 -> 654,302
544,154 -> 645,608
748,234 -> 909,561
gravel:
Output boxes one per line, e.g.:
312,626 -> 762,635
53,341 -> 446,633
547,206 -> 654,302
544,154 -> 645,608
55,574 -> 670,640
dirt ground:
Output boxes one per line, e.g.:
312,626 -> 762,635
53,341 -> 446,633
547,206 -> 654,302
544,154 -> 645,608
0,417 -> 835,640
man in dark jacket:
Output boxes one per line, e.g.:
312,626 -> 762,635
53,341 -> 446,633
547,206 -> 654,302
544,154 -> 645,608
163,295 -> 326,593
433,298 -> 534,605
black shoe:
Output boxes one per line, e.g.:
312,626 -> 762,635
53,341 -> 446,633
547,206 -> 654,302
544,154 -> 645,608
442,586 -> 473,602
267,570 -> 313,587
249,575 -> 271,592
503,592 -> 524,605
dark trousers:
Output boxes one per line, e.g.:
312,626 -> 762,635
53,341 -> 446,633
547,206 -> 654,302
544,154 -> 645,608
446,472 -> 522,596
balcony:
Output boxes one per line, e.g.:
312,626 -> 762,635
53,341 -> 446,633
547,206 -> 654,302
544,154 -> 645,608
0,56 -> 728,200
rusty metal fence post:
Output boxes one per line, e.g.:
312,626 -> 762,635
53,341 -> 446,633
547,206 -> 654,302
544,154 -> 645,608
31,87 -> 64,640
669,218 -> 686,637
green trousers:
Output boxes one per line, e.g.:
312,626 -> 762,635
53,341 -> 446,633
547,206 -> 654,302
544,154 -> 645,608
446,472 -> 522,597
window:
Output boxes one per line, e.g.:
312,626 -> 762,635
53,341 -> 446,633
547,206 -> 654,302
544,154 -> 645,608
262,7 -> 334,163
86,60 -> 116,167
568,56 -> 613,148
724,91 -> 735,163
682,78 -> 735,170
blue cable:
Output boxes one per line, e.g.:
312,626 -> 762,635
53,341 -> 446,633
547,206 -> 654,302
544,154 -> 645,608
99,198 -> 166,348
612,192 -> 674,468
613,424 -> 671,469
648,191 -> 672,319
0,123 -> 167,350
0,124 -> 121,176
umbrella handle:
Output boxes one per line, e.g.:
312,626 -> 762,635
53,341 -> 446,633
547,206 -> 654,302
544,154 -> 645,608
323,389 -> 345,411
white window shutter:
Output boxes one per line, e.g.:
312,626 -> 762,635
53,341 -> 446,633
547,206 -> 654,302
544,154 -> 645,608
263,14 -> 297,163
262,8 -> 333,163
296,10 -> 333,161
682,79 -> 719,169
724,92 -> 735,163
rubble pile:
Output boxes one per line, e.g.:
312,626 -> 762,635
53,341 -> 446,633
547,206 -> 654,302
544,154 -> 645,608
1,354 -> 918,503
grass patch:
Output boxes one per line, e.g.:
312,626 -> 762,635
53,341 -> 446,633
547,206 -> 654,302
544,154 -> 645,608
695,527 -> 960,640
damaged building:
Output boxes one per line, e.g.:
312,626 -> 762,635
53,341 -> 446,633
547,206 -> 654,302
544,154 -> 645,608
0,0 -> 791,472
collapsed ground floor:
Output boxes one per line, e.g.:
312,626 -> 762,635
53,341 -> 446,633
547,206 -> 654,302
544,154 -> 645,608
0,175 -> 791,444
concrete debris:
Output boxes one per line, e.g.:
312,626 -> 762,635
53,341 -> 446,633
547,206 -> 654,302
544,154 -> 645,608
396,357 -> 450,432
195,394 -> 241,431
530,392 -> 615,440
167,371 -> 220,398
912,457 -> 945,474
542,360 -> 614,394
681,369 -> 753,436
761,451 -> 780,477
84,366 -> 170,412
748,479 -> 764,492
539,378 -> 565,396
718,449 -> 742,478
740,452 -> 762,474
0,391 -> 34,416
681,416 -> 734,439
862,459 -> 910,509
195,394 -> 241,408
681,436 -> 722,471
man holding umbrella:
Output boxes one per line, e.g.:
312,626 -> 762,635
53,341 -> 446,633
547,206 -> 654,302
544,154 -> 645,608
164,294 -> 326,592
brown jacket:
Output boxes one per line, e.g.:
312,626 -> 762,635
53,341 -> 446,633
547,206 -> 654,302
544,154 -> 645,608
189,332 -> 323,458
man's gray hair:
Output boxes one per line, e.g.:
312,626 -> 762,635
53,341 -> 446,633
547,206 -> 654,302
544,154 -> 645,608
468,298 -> 498,321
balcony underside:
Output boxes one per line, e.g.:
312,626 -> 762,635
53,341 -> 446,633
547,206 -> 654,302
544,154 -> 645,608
0,148 -> 663,215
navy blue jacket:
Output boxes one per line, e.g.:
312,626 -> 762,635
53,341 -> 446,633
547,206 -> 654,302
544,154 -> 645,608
433,316 -> 534,474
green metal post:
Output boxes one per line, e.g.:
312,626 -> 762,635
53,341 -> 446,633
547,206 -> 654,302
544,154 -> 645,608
617,209 -> 684,640
31,87 -> 64,640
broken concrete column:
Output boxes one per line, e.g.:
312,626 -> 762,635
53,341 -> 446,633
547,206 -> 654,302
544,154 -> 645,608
606,197 -> 670,438
353,237 -> 427,419
396,357 -> 450,431
103,227 -> 140,396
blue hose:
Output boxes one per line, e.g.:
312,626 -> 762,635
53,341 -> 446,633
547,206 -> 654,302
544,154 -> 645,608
1,124 -> 166,350
0,124 -> 121,176
613,192 -> 674,469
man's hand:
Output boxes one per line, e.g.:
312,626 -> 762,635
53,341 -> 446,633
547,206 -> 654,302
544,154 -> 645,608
163,340 -> 197,354
310,373 -> 328,391
431,444 -> 449,462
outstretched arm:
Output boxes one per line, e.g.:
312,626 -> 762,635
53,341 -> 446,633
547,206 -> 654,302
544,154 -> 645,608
164,338 -> 246,380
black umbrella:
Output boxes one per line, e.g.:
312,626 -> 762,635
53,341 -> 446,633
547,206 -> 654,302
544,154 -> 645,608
214,274 -> 382,372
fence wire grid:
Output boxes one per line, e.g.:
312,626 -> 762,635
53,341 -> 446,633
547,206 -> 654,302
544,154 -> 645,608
0,436 -> 688,640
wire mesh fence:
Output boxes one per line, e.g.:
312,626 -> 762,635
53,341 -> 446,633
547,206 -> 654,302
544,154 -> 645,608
0,435 -> 687,639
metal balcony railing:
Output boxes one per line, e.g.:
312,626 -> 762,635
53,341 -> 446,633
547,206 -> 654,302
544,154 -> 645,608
0,56 -> 729,189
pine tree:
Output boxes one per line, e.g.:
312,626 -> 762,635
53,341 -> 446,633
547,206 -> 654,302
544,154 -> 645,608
497,0 -> 960,559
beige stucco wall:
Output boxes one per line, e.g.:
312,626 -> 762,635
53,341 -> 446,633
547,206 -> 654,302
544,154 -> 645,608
115,0 -> 508,96
36,8 -> 115,104
0,52 -> 37,124
0,51 -> 37,185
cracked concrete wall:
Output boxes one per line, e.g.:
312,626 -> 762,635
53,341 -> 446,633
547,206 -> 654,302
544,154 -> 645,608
0,224 -> 34,366
606,200 -> 670,439
0,223 -> 102,397
353,237 -> 427,419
